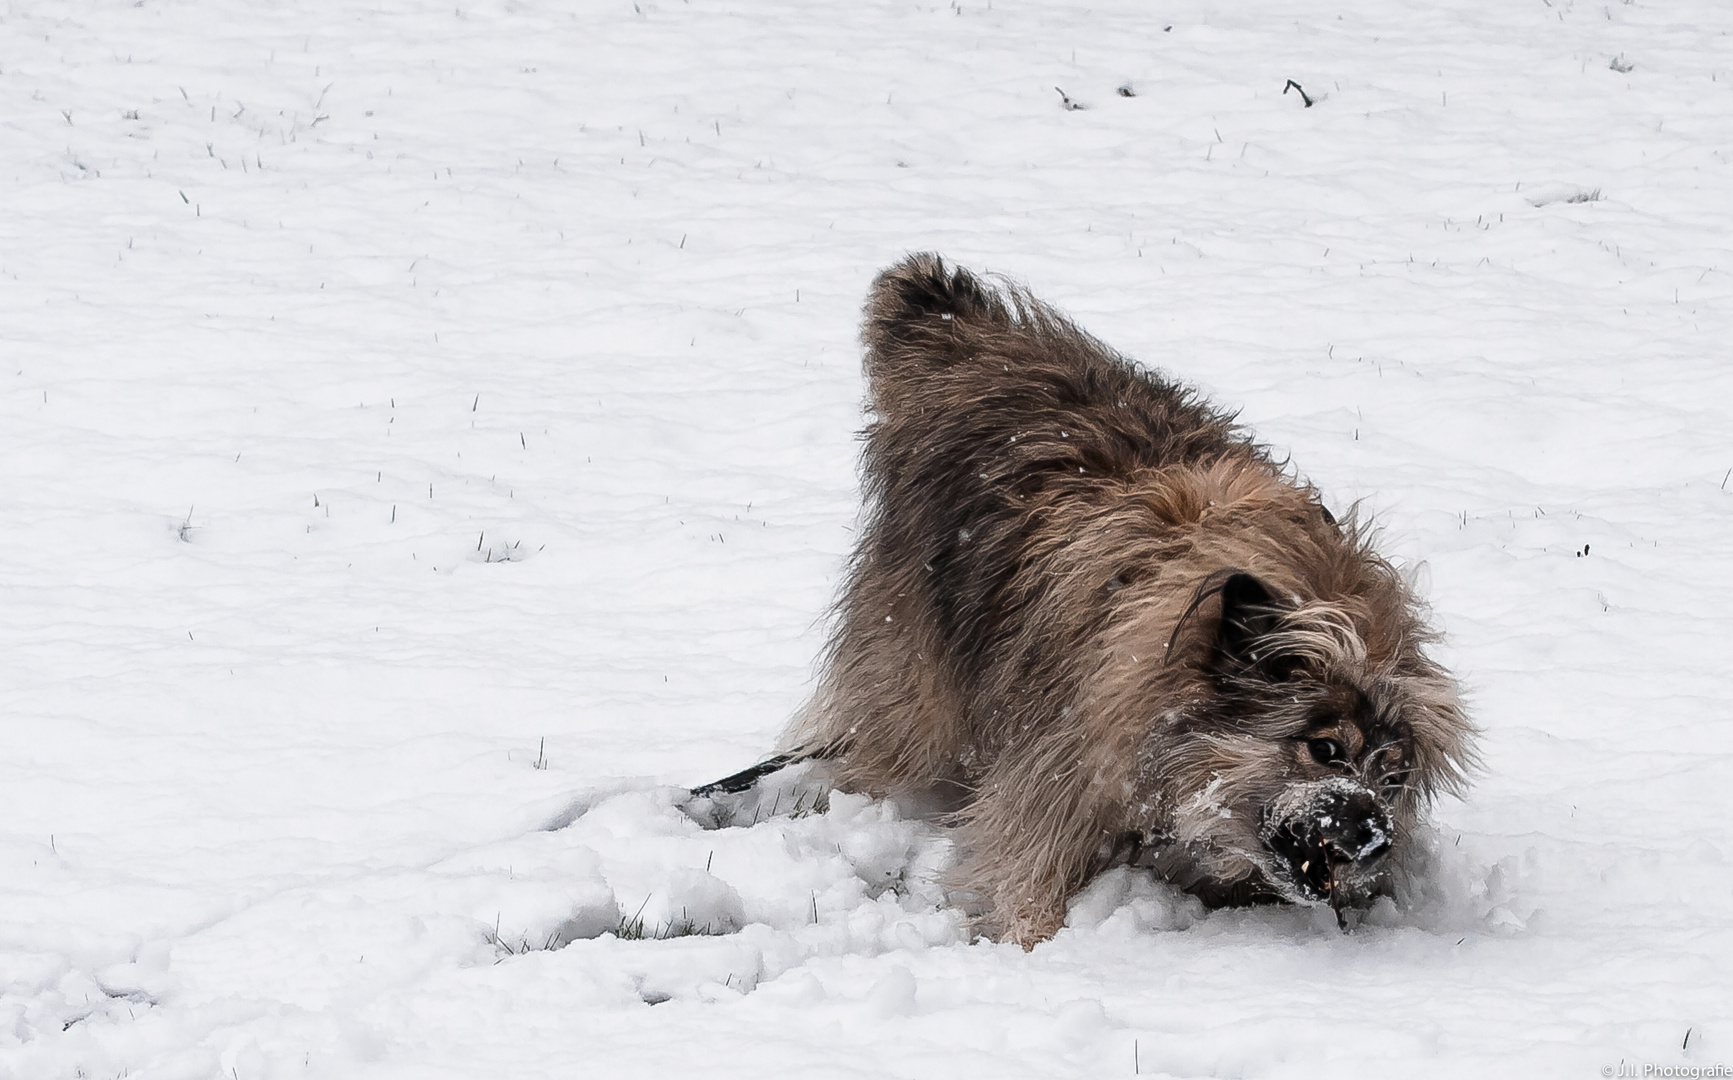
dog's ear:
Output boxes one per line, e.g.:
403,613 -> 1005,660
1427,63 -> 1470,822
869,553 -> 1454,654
1216,572 -> 1291,676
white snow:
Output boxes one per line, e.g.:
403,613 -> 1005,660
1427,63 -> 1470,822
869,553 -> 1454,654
3,0 -> 1731,1076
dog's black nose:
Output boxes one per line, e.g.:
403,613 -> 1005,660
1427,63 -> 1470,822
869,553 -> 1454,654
1264,783 -> 1394,901
1317,800 -> 1392,865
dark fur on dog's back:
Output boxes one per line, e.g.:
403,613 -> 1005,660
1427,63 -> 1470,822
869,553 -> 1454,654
789,254 -> 1476,945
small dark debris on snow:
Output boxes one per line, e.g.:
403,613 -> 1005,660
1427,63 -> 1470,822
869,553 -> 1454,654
1525,185 -> 1602,207
1054,86 -> 1087,111
1116,83 -> 1136,98
1283,79 -> 1315,107
1609,54 -> 1634,73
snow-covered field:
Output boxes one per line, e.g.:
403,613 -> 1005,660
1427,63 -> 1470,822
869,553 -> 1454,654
3,0 -> 1731,1076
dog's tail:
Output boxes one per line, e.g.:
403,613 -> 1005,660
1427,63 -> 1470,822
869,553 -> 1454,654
861,253 -> 1013,389
866,253 -> 1008,336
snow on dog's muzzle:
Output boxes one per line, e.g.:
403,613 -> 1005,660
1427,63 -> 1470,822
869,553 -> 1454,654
1260,778 -> 1393,908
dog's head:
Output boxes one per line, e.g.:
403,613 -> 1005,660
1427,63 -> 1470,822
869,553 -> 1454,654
1139,570 -> 1474,913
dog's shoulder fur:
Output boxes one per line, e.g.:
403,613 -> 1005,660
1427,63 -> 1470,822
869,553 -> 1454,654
788,254 -> 1476,945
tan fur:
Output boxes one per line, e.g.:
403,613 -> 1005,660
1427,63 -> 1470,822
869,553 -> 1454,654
786,254 -> 1476,946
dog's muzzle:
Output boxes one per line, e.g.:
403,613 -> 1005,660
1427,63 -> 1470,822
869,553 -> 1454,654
1260,778 -> 1394,905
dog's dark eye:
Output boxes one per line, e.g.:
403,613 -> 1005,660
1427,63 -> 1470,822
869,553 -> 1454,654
1307,738 -> 1346,766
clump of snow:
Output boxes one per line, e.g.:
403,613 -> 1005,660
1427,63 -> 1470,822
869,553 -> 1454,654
1066,867 -> 1208,937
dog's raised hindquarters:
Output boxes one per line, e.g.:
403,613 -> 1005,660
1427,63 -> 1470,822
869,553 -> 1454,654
711,254 -> 1477,947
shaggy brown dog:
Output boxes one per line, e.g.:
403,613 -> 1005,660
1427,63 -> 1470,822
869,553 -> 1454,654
774,254 -> 1476,946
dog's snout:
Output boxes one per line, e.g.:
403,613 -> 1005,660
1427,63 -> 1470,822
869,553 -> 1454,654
1318,800 -> 1392,866
1318,790 -> 1393,866
1262,781 -> 1395,903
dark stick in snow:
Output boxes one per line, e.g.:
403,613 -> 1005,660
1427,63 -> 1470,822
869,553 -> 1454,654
1054,86 -> 1087,111
690,751 -> 811,796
